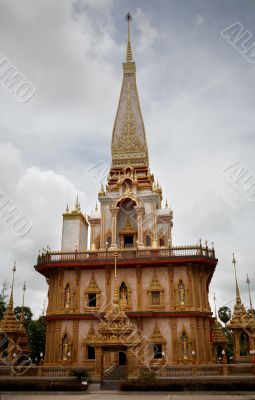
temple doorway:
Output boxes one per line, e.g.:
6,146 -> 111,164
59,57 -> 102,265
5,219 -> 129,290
119,351 -> 127,365
124,234 -> 133,248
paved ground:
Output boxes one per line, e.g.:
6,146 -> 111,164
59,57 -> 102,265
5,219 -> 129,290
1,394 -> 255,400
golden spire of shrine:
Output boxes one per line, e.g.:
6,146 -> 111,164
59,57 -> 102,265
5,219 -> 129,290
110,13 -> 149,172
125,12 -> 133,62
0,263 -> 20,333
228,254 -> 247,327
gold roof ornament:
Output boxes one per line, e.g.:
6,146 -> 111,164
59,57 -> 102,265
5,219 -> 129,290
165,199 -> 169,208
150,322 -> 166,344
211,318 -> 227,344
0,263 -> 21,334
84,265 -> 140,347
149,271 -> 164,291
85,272 -> 101,293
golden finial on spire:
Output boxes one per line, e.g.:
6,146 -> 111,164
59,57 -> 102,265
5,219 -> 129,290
10,262 -> 16,306
125,12 -> 133,62
95,202 -> 98,212
165,198 -> 169,208
232,253 -> 241,303
66,203 -> 69,213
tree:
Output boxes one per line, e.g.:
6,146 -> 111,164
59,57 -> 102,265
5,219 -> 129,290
218,306 -> 231,326
0,281 -> 8,320
26,316 -> 46,363
247,308 -> 255,318
14,306 -> 33,327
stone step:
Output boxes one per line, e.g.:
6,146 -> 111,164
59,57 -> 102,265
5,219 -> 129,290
101,380 -> 121,391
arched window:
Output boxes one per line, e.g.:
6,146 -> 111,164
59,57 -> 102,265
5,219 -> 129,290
64,283 -> 71,308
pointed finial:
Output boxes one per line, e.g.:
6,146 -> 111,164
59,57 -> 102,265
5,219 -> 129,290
9,262 -> 16,309
165,198 -> 169,208
75,194 -> 79,210
232,253 -> 241,303
246,273 -> 253,311
20,281 -> 26,324
95,202 -> 98,212
125,12 -> 133,62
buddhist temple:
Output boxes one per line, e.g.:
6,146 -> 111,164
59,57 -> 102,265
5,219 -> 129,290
35,14 -> 219,382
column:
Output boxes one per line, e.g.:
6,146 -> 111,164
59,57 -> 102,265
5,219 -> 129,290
72,320 -> 79,364
109,207 -> 119,249
136,265 -> 142,310
95,347 -> 103,380
170,318 -> 177,364
54,320 -> 61,363
127,348 -> 135,377
100,205 -> 105,249
168,265 -> 174,310
90,223 -> 96,251
135,206 -> 145,248
152,204 -> 158,248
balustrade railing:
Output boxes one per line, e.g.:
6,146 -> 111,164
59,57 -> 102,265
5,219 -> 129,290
37,245 -> 216,265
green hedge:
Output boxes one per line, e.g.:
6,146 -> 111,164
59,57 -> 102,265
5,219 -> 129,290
0,380 -> 88,391
121,379 -> 255,391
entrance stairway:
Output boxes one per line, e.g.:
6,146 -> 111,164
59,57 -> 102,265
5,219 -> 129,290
101,365 -> 127,391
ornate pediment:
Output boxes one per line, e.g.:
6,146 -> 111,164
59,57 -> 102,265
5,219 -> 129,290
149,271 -> 164,292
150,323 -> 166,344
85,272 -> 101,293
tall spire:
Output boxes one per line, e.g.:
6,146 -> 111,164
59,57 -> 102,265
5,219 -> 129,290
0,263 -> 20,334
111,13 -> 149,172
125,12 -> 133,62
228,254 -> 247,327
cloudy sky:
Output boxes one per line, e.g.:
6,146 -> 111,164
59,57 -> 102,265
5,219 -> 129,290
0,0 -> 255,317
